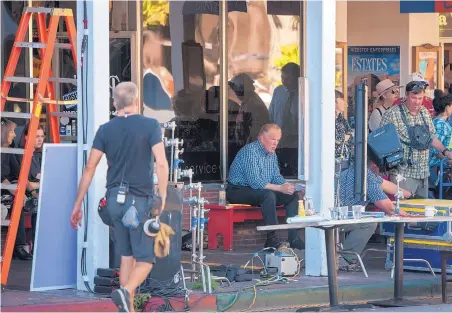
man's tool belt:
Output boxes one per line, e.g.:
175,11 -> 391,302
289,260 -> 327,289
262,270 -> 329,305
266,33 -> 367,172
398,105 -> 432,151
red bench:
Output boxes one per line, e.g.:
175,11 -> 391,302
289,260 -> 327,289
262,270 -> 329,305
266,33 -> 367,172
206,204 -> 285,251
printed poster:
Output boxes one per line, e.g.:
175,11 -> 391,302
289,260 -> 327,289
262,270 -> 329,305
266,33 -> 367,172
347,46 -> 401,103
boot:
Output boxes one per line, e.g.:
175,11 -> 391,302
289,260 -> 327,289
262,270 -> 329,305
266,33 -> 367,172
13,246 -> 32,261
288,229 -> 305,250
264,231 -> 282,249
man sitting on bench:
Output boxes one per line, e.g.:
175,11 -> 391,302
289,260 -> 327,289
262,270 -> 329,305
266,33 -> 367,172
227,123 -> 304,250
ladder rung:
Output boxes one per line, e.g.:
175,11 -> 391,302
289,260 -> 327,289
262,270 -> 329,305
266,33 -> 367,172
24,7 -> 74,16
0,112 -> 31,119
0,184 -> 17,191
1,148 -> 25,155
4,77 -> 39,83
2,96 -> 34,103
45,100 -> 78,106
48,77 -> 77,84
55,43 -> 72,49
24,7 -> 52,14
14,42 -> 72,49
4,77 -> 77,85
1,96 -> 76,106
50,112 -> 77,118
15,42 -> 45,49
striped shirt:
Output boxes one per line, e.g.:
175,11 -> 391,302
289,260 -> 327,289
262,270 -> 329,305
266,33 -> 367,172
228,140 -> 285,189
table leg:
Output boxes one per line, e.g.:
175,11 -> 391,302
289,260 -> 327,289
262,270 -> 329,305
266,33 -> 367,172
369,222 -> 419,308
297,228 -> 374,312
394,222 -> 404,299
325,227 -> 339,307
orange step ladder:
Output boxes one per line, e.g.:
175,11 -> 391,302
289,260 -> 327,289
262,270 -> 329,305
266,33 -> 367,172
1,7 -> 77,285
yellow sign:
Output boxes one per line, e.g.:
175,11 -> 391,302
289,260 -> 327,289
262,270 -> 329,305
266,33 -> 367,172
34,103 -> 42,118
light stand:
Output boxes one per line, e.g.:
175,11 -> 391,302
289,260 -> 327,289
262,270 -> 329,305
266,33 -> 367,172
161,122 -> 212,294
394,173 -> 406,214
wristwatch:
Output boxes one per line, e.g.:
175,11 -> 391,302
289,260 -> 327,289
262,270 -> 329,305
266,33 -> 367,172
442,148 -> 450,156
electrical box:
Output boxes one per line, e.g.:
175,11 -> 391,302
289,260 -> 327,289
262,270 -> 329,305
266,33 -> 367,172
264,252 -> 299,277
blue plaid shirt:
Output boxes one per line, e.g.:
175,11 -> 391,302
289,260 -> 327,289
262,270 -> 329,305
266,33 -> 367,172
429,118 -> 452,167
228,140 -> 285,189
335,167 -> 388,206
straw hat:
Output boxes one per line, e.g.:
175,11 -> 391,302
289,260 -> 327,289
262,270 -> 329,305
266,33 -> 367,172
376,79 -> 402,97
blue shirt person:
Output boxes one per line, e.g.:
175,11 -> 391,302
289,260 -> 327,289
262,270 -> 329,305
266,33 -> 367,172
334,165 -> 411,272
227,123 -> 304,250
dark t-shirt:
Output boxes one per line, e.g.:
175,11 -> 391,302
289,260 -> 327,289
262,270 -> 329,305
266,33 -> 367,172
92,115 -> 162,197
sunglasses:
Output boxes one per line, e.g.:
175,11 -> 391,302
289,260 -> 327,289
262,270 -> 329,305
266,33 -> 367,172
406,81 -> 429,93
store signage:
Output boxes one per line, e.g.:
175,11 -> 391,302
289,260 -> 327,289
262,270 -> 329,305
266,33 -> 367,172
400,1 -> 452,13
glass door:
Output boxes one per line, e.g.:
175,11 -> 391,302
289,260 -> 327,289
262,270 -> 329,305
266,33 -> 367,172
109,32 -> 137,119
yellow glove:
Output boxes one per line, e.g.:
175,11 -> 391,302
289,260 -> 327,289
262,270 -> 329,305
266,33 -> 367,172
154,222 -> 175,258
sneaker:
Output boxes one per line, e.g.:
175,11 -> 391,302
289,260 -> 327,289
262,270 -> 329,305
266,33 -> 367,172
264,236 -> 283,249
338,257 -> 362,272
111,287 -> 131,312
289,238 -> 305,250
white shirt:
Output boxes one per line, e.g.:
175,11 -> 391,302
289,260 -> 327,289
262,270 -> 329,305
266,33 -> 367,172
368,105 -> 389,132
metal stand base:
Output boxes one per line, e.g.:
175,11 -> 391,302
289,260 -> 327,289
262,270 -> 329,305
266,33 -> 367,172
296,304 -> 375,312
368,298 -> 421,308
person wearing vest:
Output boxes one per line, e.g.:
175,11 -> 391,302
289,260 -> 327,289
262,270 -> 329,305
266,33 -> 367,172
368,79 -> 401,132
380,81 -> 452,198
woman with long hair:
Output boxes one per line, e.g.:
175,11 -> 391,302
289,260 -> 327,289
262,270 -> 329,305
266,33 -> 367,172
1,119 -> 33,260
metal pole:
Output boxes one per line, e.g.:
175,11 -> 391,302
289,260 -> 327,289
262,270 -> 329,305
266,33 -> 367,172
219,0 -> 228,183
394,223 -> 405,299
325,228 -> 339,307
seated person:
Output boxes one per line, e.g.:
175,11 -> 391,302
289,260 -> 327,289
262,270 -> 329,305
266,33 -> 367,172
18,123 -> 45,243
226,123 -> 304,250
336,163 -> 411,272
1,118 -> 32,260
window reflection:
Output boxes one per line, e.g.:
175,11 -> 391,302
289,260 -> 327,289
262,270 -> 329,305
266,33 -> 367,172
142,0 -> 221,182
142,0 -> 301,181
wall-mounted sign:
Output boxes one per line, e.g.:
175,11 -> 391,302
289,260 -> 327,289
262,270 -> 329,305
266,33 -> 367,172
401,1 -> 452,13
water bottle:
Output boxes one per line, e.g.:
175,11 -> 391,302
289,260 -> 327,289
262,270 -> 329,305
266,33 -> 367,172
218,184 -> 226,206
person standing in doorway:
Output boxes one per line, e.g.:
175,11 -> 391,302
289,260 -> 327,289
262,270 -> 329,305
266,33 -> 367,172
70,82 -> 169,312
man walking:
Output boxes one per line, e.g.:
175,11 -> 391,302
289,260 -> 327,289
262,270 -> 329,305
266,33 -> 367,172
70,82 -> 169,312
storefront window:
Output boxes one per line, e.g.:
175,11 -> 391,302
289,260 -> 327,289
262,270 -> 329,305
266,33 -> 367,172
142,0 -> 301,182
142,0 -> 221,182
224,1 -> 301,179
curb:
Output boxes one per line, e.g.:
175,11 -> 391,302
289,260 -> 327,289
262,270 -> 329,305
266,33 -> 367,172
215,278 -> 442,311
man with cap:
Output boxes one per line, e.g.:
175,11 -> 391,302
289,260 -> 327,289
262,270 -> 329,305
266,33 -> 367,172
380,80 -> 452,197
368,79 -> 402,132
394,73 -> 434,117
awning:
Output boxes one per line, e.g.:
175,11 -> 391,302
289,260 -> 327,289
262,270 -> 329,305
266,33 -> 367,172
267,1 -> 301,16
182,0 -> 247,15
400,1 -> 452,13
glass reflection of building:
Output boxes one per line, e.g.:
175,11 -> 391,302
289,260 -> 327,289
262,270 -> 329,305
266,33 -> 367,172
1,0 -> 303,184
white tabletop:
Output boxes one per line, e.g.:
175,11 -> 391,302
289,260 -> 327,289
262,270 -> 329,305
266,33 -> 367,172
257,216 -> 452,232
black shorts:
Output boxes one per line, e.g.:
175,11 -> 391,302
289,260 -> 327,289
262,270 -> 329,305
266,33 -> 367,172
106,187 -> 155,264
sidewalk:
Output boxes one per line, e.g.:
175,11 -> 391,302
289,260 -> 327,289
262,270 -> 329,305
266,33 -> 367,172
1,244 -> 447,312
